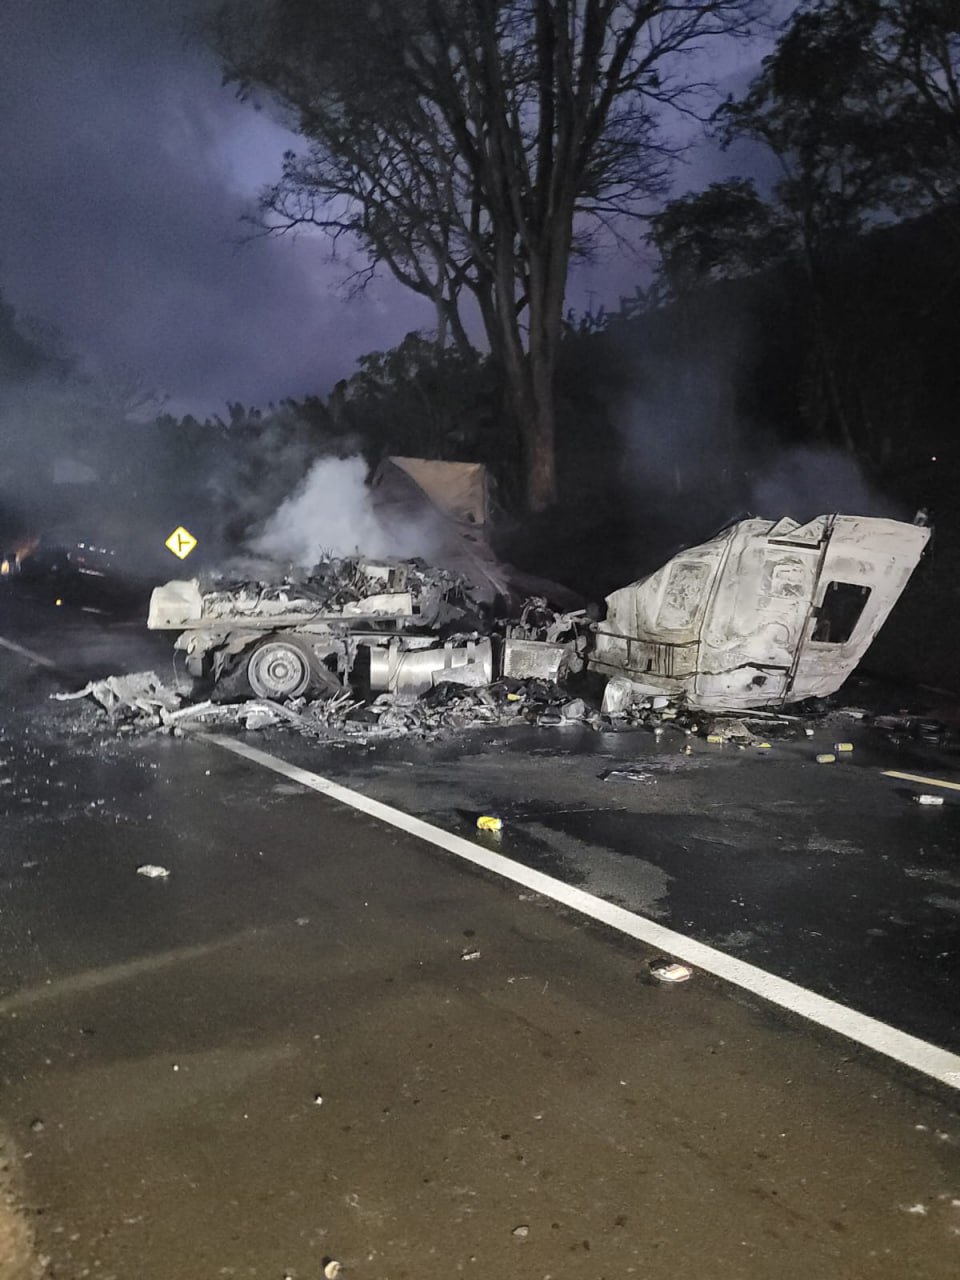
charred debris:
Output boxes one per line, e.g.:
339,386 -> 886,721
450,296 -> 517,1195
59,511 -> 934,750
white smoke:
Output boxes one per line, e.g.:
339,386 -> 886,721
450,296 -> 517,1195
749,447 -> 906,522
250,455 -> 440,566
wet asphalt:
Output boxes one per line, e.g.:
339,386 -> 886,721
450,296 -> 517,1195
1,595 -> 960,1277
266,716 -> 960,1055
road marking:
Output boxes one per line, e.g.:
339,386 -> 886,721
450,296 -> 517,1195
883,770 -> 960,793
207,734 -> 960,1092
0,635 -> 60,670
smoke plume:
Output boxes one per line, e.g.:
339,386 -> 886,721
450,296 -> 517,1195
250,456 -> 441,566
748,447 -> 907,523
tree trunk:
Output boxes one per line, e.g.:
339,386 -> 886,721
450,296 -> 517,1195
520,215 -> 572,511
526,348 -> 557,511
524,263 -> 563,511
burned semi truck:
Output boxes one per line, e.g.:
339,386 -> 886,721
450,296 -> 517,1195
147,556 -> 585,701
147,513 -> 929,713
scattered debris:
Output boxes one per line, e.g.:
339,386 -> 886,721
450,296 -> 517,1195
600,768 -> 655,783
460,948 -> 482,961
323,1260 -> 343,1279
136,864 -> 171,879
476,815 -> 503,833
834,741 -> 854,753
52,671 -> 180,717
816,753 -> 837,765
916,719 -> 946,744
649,958 -> 694,983
511,1225 -> 530,1239
701,718 -> 758,744
915,794 -> 945,806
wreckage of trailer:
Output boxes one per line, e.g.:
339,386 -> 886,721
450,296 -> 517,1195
147,557 -> 587,700
147,513 -> 929,713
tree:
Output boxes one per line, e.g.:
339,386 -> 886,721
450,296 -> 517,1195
647,178 -> 792,296
718,1 -> 958,244
209,0 -> 761,510
648,0 -> 960,452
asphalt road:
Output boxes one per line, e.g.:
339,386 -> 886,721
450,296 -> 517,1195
265,710 -> 960,1056
1,596 -> 960,1278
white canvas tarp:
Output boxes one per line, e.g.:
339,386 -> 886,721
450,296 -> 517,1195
377,457 -> 490,526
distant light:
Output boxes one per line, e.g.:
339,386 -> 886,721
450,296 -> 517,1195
931,456 -> 937,462
55,598 -> 62,606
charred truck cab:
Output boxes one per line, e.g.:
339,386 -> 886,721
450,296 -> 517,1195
590,514 -> 930,711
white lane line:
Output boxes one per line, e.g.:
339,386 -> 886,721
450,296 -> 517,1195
883,770 -> 960,793
206,733 -> 960,1091
0,634 -> 60,670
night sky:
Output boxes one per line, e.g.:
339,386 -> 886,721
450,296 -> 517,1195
0,0 -> 779,416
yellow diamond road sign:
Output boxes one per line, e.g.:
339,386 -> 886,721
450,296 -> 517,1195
165,526 -> 198,560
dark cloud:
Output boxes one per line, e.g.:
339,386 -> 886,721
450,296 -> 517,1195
0,1 -> 784,409
0,0 -> 431,413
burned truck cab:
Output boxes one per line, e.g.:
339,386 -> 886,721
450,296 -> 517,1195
589,514 -> 930,711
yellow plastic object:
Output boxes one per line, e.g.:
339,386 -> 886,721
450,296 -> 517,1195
476,815 -> 503,832
816,753 -> 837,764
706,734 -> 724,745
834,742 -> 854,752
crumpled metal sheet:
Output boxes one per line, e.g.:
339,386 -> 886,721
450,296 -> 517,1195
590,514 -> 929,711
51,671 -> 182,716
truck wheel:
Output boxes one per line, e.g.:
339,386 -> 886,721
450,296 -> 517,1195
245,636 -> 339,701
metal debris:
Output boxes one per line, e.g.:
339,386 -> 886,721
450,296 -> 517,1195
136,864 -> 171,879
600,768 -> 656,783
649,959 -> 694,983
52,671 -> 181,717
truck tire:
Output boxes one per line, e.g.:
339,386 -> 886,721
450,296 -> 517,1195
244,635 -> 341,701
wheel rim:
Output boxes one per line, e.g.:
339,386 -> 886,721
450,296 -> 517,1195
247,641 -> 311,699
